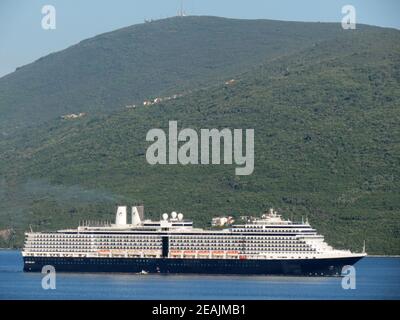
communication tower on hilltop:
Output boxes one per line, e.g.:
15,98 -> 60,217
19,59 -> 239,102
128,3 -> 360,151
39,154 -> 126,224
178,0 -> 187,17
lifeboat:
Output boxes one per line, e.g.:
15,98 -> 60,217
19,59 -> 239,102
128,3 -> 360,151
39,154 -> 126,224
183,250 -> 197,256
145,250 -> 160,255
97,250 -> 110,255
127,250 -> 141,254
197,250 -> 210,255
212,251 -> 225,256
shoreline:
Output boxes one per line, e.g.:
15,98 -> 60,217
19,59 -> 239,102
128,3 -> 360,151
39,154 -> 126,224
368,255 -> 400,257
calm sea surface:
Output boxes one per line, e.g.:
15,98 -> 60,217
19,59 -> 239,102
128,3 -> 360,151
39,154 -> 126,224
0,250 -> 399,300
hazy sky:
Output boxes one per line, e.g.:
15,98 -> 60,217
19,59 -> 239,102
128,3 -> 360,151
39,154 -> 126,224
0,0 -> 399,77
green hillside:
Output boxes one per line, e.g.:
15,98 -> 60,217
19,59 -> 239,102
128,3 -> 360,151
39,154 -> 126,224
0,16 -> 349,134
0,18 -> 399,254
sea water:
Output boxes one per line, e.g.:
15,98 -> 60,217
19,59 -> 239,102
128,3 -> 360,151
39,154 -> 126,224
0,250 -> 399,300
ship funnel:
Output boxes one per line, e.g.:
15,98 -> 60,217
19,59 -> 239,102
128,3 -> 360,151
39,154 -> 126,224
131,206 -> 142,226
116,206 -> 127,225
136,205 -> 144,220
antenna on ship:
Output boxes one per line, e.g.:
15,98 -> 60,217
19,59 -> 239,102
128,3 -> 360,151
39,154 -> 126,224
178,0 -> 186,17
362,240 -> 366,253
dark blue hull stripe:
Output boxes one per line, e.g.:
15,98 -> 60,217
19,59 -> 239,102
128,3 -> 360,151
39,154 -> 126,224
23,256 -> 364,276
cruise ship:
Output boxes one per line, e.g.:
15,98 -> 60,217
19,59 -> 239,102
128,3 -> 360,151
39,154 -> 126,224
22,206 -> 366,275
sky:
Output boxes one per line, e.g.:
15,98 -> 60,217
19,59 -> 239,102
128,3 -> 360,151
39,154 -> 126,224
0,0 -> 399,77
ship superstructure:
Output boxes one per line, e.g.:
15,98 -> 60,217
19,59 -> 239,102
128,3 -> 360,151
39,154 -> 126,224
22,206 -> 366,275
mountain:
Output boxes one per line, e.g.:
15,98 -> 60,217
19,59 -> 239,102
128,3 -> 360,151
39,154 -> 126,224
0,16 -> 399,254
0,16 -> 359,133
